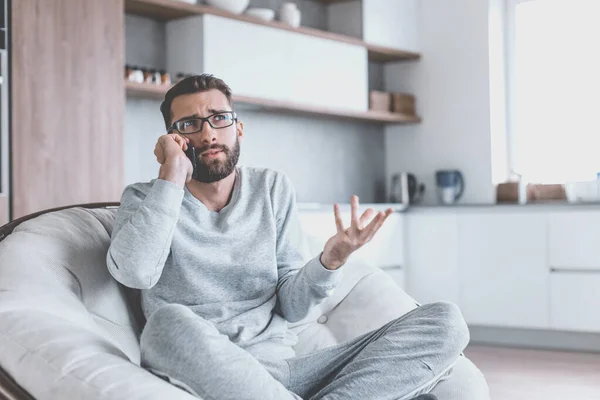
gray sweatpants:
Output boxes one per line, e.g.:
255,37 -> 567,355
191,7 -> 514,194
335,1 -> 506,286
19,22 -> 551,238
140,301 -> 469,400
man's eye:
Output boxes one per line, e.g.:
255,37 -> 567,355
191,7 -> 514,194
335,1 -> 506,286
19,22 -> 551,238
182,120 -> 195,128
214,114 -> 226,121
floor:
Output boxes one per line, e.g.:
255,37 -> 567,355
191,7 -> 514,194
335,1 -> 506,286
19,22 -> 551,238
464,345 -> 600,400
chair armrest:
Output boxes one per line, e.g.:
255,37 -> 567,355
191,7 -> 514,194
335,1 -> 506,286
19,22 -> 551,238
0,364 -> 35,400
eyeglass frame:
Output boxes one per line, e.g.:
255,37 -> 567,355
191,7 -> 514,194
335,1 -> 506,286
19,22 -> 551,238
167,111 -> 239,135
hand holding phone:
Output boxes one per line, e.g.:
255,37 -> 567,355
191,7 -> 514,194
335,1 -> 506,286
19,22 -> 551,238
155,133 -> 194,187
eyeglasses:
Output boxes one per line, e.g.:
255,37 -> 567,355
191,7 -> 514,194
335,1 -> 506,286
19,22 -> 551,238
168,111 -> 238,135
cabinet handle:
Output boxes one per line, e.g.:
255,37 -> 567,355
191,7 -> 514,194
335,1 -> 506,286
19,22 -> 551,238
550,267 -> 600,274
380,265 -> 403,270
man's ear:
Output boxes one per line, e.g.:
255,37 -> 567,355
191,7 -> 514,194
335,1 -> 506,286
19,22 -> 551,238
236,120 -> 244,140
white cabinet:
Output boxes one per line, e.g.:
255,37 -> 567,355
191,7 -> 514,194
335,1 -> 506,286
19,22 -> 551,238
549,211 -> 600,271
457,213 -> 550,329
166,15 -> 368,111
550,272 -> 600,332
298,209 -> 404,284
405,213 -> 459,305
327,0 -> 420,52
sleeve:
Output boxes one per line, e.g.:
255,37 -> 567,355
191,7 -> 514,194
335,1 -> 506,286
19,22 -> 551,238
274,173 -> 343,323
106,179 -> 185,289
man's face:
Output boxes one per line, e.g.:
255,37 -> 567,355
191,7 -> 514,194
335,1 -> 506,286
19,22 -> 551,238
169,89 -> 243,183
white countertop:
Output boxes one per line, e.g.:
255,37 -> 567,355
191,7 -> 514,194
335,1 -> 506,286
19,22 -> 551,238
297,202 -> 409,212
298,200 -> 600,214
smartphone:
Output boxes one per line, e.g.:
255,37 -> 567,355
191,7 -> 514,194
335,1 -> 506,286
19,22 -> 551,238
185,144 -> 199,180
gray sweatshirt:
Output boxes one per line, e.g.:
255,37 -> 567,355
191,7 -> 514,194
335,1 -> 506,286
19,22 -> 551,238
106,166 -> 342,360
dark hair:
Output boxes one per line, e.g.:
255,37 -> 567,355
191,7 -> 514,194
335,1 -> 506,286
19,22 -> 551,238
160,74 -> 234,129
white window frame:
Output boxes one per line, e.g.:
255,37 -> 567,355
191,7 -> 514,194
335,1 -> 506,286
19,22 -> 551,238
504,0 -> 537,180
504,0 -> 600,183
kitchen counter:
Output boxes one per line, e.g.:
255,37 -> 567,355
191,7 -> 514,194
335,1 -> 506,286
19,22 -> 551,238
409,200 -> 600,211
297,202 -> 409,212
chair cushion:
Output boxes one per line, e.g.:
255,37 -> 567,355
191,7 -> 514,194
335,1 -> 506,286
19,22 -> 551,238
0,208 -> 140,362
0,207 -> 197,399
290,264 -> 419,356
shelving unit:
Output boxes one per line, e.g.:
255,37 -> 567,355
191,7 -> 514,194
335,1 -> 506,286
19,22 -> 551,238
123,0 -> 422,125
125,81 -> 421,125
123,0 -> 420,62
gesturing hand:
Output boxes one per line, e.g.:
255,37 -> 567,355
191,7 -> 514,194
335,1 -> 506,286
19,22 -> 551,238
320,195 -> 393,270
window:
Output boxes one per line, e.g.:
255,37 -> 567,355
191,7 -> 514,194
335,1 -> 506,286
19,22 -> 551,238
505,0 -> 600,184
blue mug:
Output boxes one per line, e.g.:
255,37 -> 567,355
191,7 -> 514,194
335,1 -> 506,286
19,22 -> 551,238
435,170 -> 464,204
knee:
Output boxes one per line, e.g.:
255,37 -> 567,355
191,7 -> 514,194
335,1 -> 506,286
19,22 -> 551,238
141,304 -> 216,363
423,301 -> 470,351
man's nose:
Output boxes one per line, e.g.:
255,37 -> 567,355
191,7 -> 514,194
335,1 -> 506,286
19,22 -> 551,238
189,121 -> 217,147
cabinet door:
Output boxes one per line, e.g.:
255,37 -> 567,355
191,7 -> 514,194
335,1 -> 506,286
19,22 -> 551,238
549,211 -> 600,271
550,272 -> 600,332
298,210 -> 404,269
167,15 -> 368,111
405,213 -> 459,305
458,213 -> 550,328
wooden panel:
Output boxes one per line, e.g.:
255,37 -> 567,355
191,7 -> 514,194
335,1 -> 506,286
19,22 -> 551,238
126,81 -> 421,124
312,0 -> 353,3
123,0 -> 420,62
0,195 -> 7,226
11,0 -> 124,219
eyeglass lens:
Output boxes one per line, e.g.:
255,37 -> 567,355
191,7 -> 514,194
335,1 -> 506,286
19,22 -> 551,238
175,112 -> 235,134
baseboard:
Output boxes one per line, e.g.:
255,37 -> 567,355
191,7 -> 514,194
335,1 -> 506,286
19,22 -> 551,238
469,325 -> 600,353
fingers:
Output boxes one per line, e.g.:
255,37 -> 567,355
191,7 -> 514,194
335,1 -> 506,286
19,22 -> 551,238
359,208 -> 375,229
350,195 -> 359,228
154,144 -> 165,164
172,134 -> 189,151
363,208 -> 393,242
333,203 -> 344,233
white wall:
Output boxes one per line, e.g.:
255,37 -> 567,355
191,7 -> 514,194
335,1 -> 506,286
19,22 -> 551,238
363,0 -> 419,52
384,0 -> 495,205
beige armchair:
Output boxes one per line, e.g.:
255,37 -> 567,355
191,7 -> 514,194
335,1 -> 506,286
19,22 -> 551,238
0,204 -> 489,399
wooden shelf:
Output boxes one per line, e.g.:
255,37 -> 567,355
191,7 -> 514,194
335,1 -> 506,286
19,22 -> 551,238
310,0 -> 354,3
125,81 -> 421,125
124,0 -> 420,62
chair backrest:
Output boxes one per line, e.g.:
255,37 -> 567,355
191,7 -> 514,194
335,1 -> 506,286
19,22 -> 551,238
0,202 -> 120,242
0,204 -> 143,363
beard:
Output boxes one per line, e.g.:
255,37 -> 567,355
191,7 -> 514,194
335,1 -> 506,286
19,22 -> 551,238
192,137 -> 240,183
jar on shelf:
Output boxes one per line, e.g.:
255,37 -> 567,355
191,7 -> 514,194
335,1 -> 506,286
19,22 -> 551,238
143,68 -> 153,84
279,2 -> 301,28
153,70 -> 162,85
161,70 -> 171,85
131,66 -> 144,83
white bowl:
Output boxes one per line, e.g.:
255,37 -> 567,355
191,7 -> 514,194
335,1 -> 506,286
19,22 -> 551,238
245,7 -> 275,21
205,0 -> 249,14
565,180 -> 600,203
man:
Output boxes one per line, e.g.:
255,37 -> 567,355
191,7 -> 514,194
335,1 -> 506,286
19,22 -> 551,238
107,74 -> 468,400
